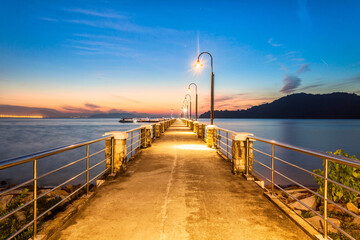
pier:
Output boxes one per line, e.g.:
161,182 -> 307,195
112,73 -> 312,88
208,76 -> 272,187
52,119 -> 310,240
1,118 -> 360,240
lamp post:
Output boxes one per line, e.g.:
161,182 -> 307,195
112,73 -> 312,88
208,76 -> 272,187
187,83 -> 198,121
183,99 -> 189,119
185,94 -> 192,120
196,52 -> 214,125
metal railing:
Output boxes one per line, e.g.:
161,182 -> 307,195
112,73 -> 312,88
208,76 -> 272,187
247,136 -> 360,240
214,127 -> 235,161
0,136 -> 112,240
0,121 -> 166,240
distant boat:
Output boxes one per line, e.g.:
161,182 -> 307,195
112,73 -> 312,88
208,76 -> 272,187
119,118 -> 134,123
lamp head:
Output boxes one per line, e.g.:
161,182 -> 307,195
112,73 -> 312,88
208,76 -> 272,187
187,87 -> 191,93
195,59 -> 203,68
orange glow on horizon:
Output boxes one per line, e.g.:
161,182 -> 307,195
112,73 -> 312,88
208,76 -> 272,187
0,115 -> 43,119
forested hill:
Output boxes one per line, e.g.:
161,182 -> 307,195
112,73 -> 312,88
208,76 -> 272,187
199,93 -> 360,119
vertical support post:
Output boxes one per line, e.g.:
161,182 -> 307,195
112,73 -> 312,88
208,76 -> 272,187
33,159 -> 37,240
141,125 -> 152,148
232,133 -> 254,180
131,132 -> 133,158
226,132 -> 229,159
206,125 -> 216,148
111,138 -> 114,175
86,144 -> 90,194
323,159 -> 329,239
104,131 -> 128,173
155,123 -> 161,138
271,144 -> 275,195
140,127 -> 146,148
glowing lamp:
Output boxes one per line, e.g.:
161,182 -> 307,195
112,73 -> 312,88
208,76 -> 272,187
195,60 -> 203,68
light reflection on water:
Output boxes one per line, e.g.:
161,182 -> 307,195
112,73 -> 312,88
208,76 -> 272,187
1,118 -> 360,187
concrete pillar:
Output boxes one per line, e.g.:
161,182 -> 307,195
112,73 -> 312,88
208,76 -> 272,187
189,120 -> 193,130
193,121 -> 199,134
155,123 -> 161,138
160,121 -> 165,133
104,131 -> 128,174
152,124 -> 156,140
206,125 -> 217,148
231,132 -> 254,176
141,125 -> 152,148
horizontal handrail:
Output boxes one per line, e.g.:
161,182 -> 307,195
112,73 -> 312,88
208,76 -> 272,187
250,135 -> 360,168
0,136 -> 111,170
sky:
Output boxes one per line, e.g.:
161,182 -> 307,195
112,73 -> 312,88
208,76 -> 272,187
0,0 -> 360,116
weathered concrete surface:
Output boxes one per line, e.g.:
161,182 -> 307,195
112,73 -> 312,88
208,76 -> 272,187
52,120 -> 311,240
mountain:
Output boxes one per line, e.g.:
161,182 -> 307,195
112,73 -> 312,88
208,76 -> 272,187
199,92 -> 360,119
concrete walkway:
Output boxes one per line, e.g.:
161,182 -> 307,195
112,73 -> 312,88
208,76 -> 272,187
53,120 -> 311,240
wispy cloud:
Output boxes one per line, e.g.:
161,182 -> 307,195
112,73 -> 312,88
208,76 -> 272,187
265,54 -> 277,63
280,74 -> 301,93
296,64 -> 311,74
321,59 -> 328,66
297,0 -> 311,26
268,38 -> 283,47
291,58 -> 305,62
298,84 -> 323,91
39,17 -> 58,22
85,103 -> 100,109
64,8 -> 126,19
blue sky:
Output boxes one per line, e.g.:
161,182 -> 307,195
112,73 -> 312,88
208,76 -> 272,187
0,0 -> 359,115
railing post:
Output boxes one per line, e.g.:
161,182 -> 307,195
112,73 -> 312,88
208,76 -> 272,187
271,144 -> 275,195
226,132 -> 229,159
231,133 -> 254,180
155,123 -> 161,138
141,125 -> 152,148
206,125 -> 217,148
86,144 -> 90,193
140,127 -> 146,148
33,159 -> 37,240
104,131 -> 128,173
193,121 -> 199,134
323,159 -> 329,239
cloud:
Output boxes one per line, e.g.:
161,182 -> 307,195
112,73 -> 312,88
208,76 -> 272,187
296,64 -> 311,74
85,103 -> 100,109
268,38 -> 283,47
331,75 -> 360,88
298,84 -> 323,91
321,59 -> 329,66
297,0 -> 311,25
280,64 -> 289,72
265,54 -> 277,63
64,8 -> 126,19
39,17 -> 58,22
280,74 -> 301,93
291,58 -> 305,62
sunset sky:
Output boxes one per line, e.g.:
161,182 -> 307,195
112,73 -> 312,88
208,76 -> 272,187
0,1 -> 360,116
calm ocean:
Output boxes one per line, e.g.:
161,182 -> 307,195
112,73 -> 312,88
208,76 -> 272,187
1,118 -> 359,187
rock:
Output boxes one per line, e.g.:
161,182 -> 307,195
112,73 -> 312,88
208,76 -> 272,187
327,203 -> 347,214
307,216 -> 340,233
63,185 -> 74,193
14,211 -> 26,221
353,216 -> 360,225
289,196 -> 316,211
0,195 -> 13,209
347,202 -> 360,215
39,189 -> 68,199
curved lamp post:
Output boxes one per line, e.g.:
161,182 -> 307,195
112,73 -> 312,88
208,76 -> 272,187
183,99 -> 189,119
187,83 -> 198,121
185,94 -> 192,120
196,52 -> 214,125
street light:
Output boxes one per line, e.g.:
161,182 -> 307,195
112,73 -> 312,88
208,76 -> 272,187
187,83 -> 198,121
196,52 -> 214,125
183,99 -> 189,119
185,94 -> 192,120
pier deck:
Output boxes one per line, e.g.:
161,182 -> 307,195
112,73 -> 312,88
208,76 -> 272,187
53,120 -> 311,240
